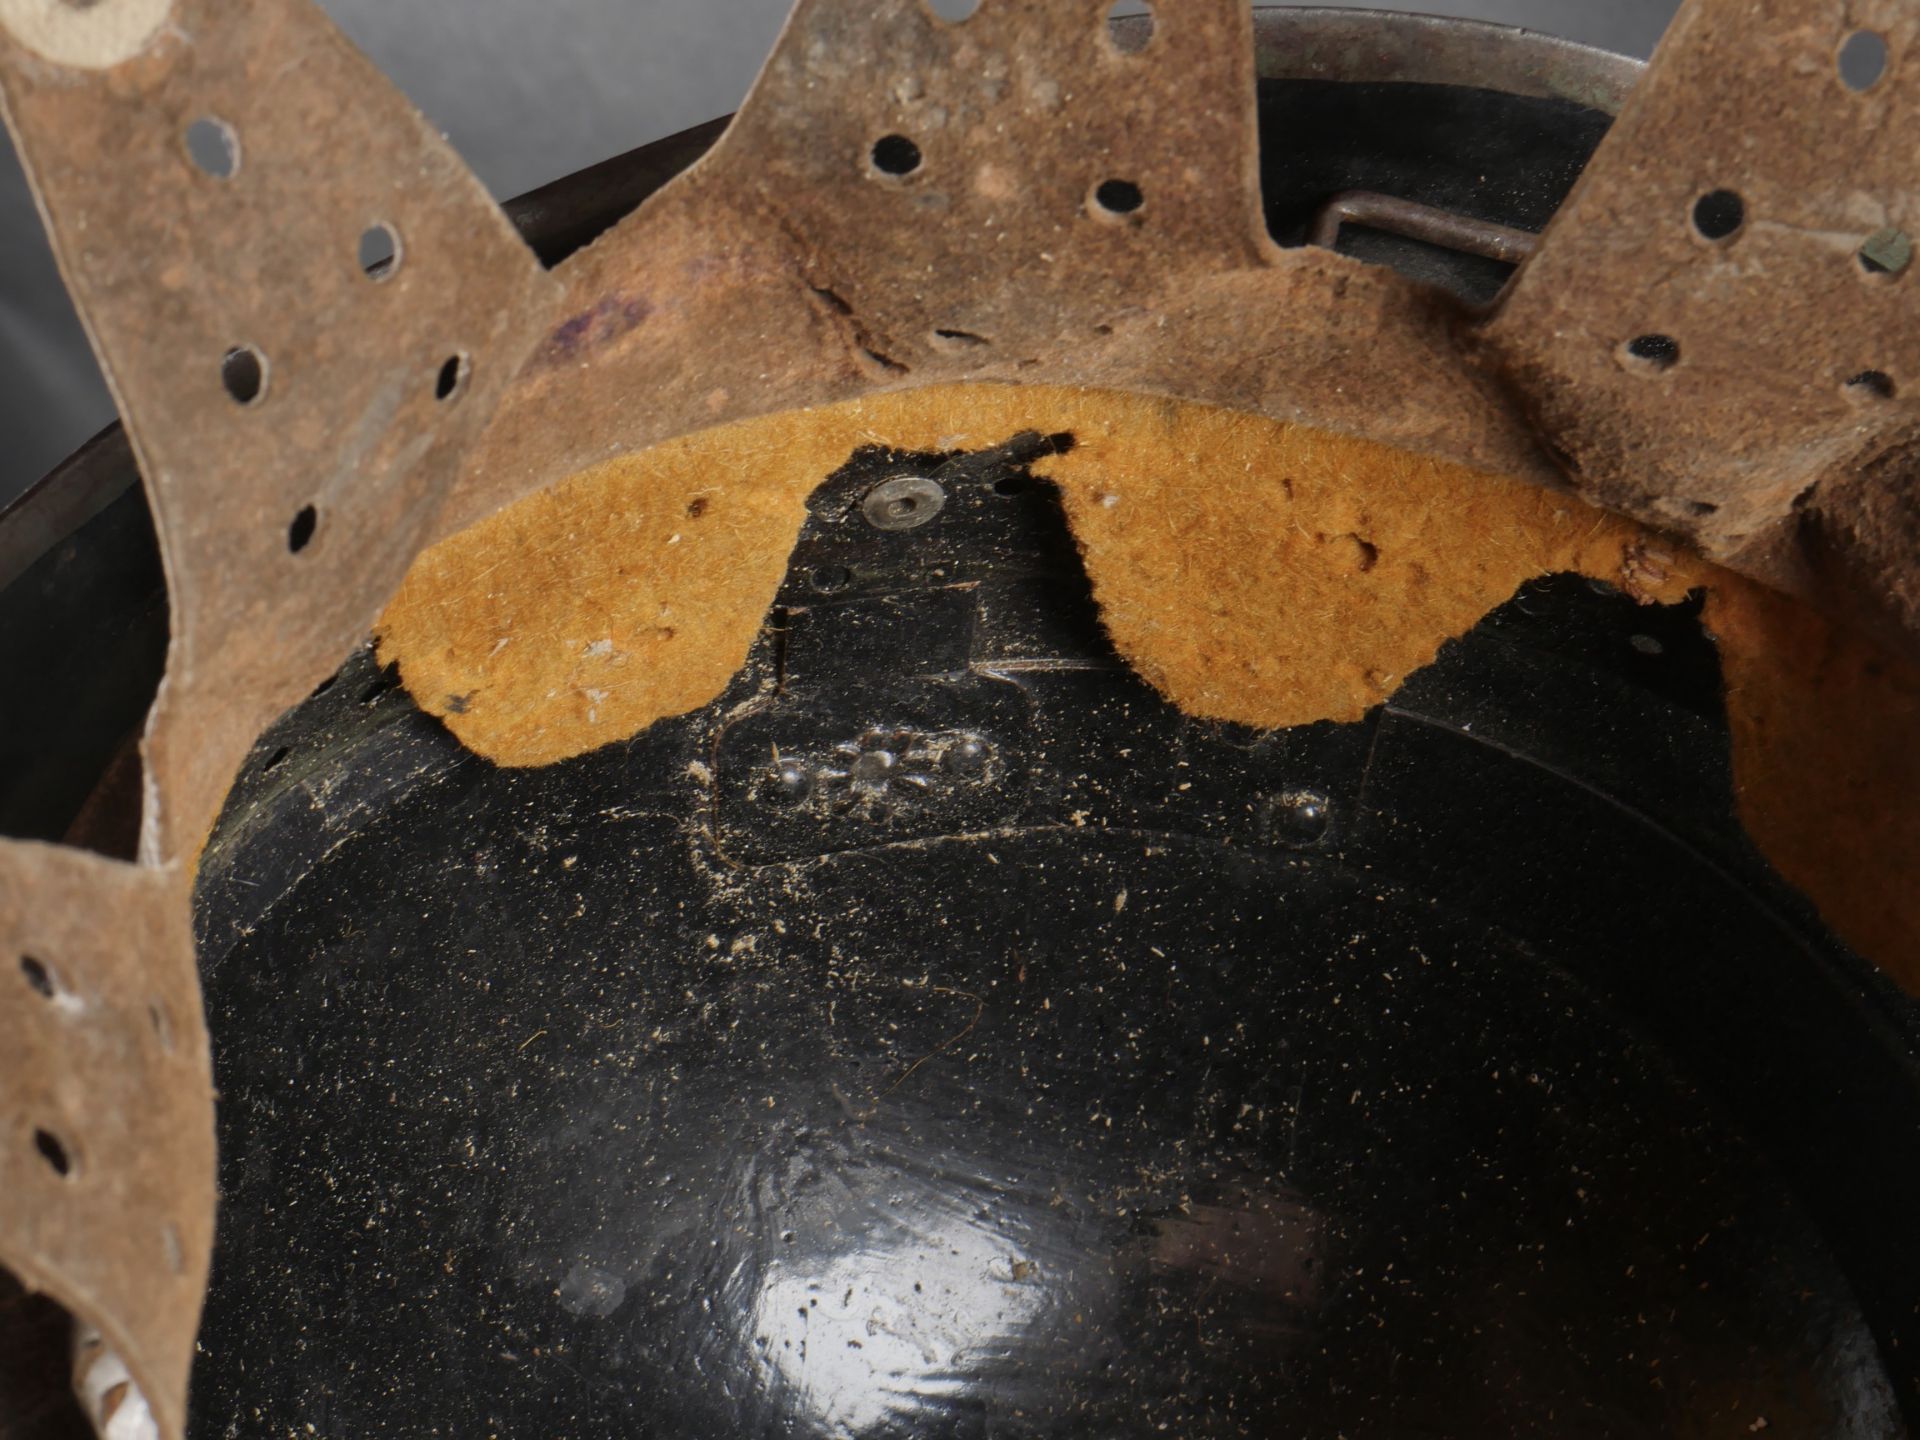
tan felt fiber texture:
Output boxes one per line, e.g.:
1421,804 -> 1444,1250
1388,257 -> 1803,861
377,384 -> 1920,992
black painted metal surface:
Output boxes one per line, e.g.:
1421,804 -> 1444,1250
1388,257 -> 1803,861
190,427 -> 1920,1436
2,20 -> 1911,1437
0,48 -> 1619,859
0,429 -> 162,854
1262,78 -> 1612,301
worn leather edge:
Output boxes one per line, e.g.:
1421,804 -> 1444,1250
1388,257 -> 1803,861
0,1 -> 560,1433
1477,0 -> 1920,644
0,845 -> 210,1440
3,0 -> 1918,1433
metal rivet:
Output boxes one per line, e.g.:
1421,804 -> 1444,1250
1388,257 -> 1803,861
1838,29 -> 1889,91
1858,227 -> 1913,278
1261,789 -> 1332,847
850,750 -> 897,786
768,761 -> 813,805
862,476 -> 946,531
943,735 -> 990,777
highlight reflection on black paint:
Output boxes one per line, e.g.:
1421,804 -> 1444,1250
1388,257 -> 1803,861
191,438 -> 1917,1437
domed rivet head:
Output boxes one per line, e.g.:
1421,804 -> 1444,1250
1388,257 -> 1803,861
862,476 -> 946,531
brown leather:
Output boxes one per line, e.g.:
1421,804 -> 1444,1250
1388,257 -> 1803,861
1,1 -> 1916,1433
0,850 -> 208,1440
1479,0 -> 1920,639
0,1 -> 556,1431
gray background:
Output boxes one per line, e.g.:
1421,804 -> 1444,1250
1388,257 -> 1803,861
0,0 -> 1680,506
